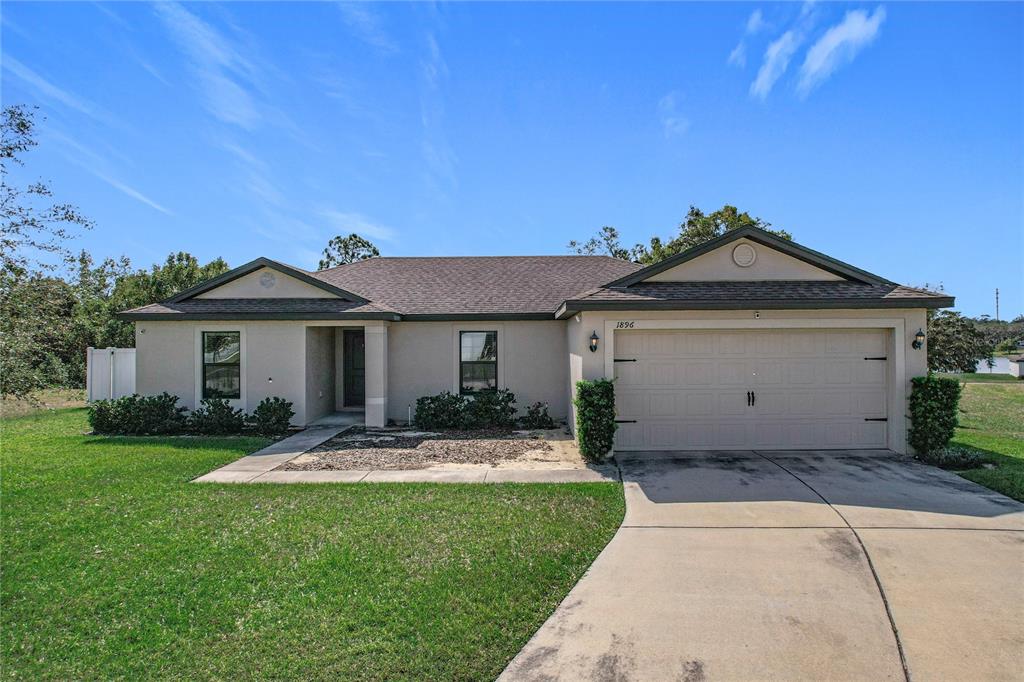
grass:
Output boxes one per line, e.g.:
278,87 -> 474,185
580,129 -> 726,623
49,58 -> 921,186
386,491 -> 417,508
938,372 -> 1020,383
949,380 -> 1024,501
0,387 -> 86,418
1,409 -> 624,680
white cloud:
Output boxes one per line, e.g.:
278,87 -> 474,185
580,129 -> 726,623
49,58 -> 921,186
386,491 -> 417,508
418,31 -> 458,195
657,92 -> 690,138
746,9 -> 767,34
337,2 -> 398,54
727,43 -> 746,68
798,6 -> 886,96
153,2 -> 261,128
750,30 -> 802,100
91,171 -> 174,215
2,55 -> 112,123
319,210 -> 396,242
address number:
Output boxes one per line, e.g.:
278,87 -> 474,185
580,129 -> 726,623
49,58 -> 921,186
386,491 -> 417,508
615,321 -> 636,329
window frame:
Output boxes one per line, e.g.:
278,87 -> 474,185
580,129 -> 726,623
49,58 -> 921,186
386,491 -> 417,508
201,331 -> 242,400
458,330 -> 498,395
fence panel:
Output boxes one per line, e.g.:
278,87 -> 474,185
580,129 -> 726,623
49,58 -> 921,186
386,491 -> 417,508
86,347 -> 136,401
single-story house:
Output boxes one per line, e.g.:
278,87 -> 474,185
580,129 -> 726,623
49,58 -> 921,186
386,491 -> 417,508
1009,356 -> 1023,379
119,227 -> 953,454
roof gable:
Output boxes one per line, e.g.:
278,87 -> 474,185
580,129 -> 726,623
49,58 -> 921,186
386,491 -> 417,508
605,227 -> 894,287
167,258 -> 368,304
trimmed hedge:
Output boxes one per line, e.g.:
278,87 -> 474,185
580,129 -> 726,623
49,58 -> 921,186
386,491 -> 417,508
88,394 -> 294,436
574,379 -> 617,462
87,393 -> 187,435
908,374 -> 962,455
414,389 -> 519,430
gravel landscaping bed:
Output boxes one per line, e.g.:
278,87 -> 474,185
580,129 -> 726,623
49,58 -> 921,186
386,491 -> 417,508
281,426 -> 562,471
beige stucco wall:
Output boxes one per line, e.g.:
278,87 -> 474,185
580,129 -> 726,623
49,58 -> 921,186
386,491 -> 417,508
305,327 -> 336,423
565,308 -> 929,453
645,238 -> 844,282
386,320 -> 569,423
196,267 -> 338,299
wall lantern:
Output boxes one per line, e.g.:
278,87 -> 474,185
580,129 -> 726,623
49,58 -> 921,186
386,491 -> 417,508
912,328 -> 926,350
589,331 -> 600,353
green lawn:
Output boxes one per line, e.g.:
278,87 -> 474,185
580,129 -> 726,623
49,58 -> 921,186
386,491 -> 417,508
1,409 -> 624,680
938,372 -> 1021,383
949,379 -> 1024,501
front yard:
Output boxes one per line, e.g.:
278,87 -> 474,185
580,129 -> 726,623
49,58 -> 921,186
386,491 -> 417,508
948,378 -> 1024,501
1,409 -> 623,680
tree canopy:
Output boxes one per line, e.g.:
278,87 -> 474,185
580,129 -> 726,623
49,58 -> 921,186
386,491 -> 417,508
318,234 -> 380,270
926,310 -> 995,373
568,204 -> 792,264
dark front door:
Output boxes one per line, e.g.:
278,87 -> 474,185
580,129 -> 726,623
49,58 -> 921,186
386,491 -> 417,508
343,330 -> 365,407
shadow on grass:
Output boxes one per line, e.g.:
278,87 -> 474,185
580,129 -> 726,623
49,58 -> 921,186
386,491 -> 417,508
949,441 -> 1024,503
81,434 -> 272,452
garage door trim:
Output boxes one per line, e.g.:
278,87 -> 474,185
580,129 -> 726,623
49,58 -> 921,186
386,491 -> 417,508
602,317 -> 907,453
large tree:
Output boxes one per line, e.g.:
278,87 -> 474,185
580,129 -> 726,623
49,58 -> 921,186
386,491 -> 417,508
1,105 -> 93,275
318,233 -> 379,270
569,204 -> 792,264
926,310 -> 994,373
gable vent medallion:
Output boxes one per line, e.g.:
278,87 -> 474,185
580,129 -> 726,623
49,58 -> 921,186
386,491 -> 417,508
259,272 -> 277,289
732,243 -> 757,267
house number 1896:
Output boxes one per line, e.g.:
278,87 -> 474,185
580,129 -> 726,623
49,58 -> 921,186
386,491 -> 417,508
615,321 -> 635,329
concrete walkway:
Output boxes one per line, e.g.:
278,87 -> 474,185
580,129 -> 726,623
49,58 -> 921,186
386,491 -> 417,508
501,450 -> 1024,681
193,421 -> 619,484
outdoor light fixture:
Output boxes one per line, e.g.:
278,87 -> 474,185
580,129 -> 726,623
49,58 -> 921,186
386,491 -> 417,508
912,328 -> 926,350
589,331 -> 600,353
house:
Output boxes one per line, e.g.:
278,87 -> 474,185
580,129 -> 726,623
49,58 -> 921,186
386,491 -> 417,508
1009,356 -> 1023,379
119,227 -> 953,454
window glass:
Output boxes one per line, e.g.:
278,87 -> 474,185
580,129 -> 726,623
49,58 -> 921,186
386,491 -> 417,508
202,332 -> 241,399
460,331 -> 497,393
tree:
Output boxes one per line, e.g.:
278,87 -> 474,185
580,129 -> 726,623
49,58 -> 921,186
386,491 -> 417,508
568,204 -> 792,264
1,105 -> 93,274
318,234 -> 379,270
926,310 -> 994,373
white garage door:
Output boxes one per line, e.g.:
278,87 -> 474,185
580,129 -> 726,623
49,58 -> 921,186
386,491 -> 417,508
614,329 -> 889,450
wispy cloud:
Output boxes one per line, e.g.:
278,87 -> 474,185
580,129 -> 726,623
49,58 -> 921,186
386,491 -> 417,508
418,31 -> 457,195
153,2 -> 261,129
727,9 -> 769,68
750,30 -> 802,100
2,55 -> 114,124
337,2 -> 398,54
657,92 -> 690,138
92,172 -> 174,215
319,210 -> 396,242
798,6 -> 886,96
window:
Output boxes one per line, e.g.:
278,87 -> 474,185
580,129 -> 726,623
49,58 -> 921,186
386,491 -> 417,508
460,331 -> 497,394
202,331 -> 241,399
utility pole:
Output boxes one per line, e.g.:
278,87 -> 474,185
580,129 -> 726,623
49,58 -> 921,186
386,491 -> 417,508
995,288 -> 1000,322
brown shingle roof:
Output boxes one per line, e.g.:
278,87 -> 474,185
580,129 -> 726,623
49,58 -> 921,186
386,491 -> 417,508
313,256 -> 642,316
558,281 -> 953,314
121,298 -> 398,320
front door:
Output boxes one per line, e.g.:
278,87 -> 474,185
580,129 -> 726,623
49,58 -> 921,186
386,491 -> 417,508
343,330 -> 365,407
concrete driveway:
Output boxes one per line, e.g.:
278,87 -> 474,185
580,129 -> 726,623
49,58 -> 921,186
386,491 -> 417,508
500,451 -> 1024,681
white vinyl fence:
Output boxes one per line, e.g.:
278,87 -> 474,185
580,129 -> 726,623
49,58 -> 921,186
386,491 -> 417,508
86,347 -> 136,401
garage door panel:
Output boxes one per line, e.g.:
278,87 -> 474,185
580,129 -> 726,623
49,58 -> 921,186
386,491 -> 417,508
613,329 -> 889,451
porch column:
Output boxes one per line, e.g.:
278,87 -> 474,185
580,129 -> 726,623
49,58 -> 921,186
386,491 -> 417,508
364,321 -> 389,427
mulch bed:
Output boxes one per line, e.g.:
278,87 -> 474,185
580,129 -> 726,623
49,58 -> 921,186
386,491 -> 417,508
281,426 -> 554,471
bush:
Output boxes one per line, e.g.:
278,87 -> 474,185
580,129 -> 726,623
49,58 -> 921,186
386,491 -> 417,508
908,374 -> 962,455
414,391 -> 468,430
187,398 -> 246,435
247,397 -> 295,436
521,401 -> 556,429
573,379 -> 617,462
88,393 -> 187,435
915,445 -> 984,470
464,389 -> 517,429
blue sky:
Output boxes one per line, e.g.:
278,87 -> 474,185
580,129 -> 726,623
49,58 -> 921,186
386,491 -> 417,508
2,1 -> 1021,317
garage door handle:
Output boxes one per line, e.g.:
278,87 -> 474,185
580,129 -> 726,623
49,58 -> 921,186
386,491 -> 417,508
614,358 -> 637,363
615,419 -> 637,423
864,356 -> 887,361
864,417 -> 888,422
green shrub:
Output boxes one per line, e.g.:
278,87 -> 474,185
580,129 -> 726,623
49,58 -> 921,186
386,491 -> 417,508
247,397 -> 295,436
521,401 -> 556,429
915,445 -> 983,470
908,374 -> 962,455
88,393 -> 187,435
414,392 -> 468,430
573,379 -> 617,462
187,398 -> 246,435
464,389 -> 517,429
